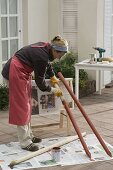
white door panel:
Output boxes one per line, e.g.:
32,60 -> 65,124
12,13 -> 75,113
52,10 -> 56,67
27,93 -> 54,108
0,0 -> 22,82
0,0 -> 22,61
103,0 -> 112,85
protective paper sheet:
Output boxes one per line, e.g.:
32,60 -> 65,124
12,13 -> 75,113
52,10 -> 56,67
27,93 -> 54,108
0,134 -> 113,170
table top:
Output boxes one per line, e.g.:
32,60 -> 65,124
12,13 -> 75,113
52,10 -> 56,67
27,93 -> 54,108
75,59 -> 113,71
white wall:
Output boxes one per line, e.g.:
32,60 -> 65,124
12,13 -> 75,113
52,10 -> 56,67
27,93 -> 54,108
22,0 -> 49,45
48,0 -> 61,41
97,0 -> 104,48
78,0 -> 97,62
22,0 -> 28,46
22,0 -> 61,45
78,0 -> 105,81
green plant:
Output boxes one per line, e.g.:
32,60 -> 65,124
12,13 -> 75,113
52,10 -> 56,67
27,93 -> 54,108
50,50 -> 77,77
49,50 -> 88,90
79,69 -> 88,88
0,84 -> 9,110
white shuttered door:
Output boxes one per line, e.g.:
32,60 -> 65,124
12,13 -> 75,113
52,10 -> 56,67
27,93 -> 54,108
103,0 -> 112,84
0,0 -> 22,83
62,0 -> 78,51
0,0 -> 22,63
104,0 -> 112,56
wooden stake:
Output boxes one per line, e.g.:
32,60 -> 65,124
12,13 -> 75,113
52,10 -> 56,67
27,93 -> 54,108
57,72 -> 112,157
54,83 -> 91,159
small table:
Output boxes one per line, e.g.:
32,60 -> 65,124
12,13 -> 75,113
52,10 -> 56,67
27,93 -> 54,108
75,59 -> 113,99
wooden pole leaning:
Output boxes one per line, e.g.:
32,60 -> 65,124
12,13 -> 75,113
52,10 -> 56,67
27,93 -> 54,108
54,83 -> 91,159
9,132 -> 86,168
57,72 -> 112,158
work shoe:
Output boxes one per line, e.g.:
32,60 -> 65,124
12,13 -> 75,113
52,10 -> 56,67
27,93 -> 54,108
22,143 -> 39,152
32,137 -> 42,143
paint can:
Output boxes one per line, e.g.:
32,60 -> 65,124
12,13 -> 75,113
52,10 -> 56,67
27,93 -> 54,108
51,147 -> 61,162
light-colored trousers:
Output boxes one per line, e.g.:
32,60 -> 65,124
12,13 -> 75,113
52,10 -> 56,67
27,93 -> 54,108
17,123 -> 34,148
4,79 -> 33,148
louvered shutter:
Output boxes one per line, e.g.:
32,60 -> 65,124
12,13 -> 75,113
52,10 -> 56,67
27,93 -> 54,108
104,0 -> 112,56
62,0 -> 78,51
103,0 -> 112,84
112,0 -> 113,55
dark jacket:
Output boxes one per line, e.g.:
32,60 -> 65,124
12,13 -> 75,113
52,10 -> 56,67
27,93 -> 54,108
1,42 -> 55,92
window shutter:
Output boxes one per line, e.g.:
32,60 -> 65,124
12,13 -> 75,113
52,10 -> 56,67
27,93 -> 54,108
62,0 -> 78,51
103,0 -> 112,84
104,0 -> 112,56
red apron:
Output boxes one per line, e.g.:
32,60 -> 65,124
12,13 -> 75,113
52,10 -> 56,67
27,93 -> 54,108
9,57 -> 33,125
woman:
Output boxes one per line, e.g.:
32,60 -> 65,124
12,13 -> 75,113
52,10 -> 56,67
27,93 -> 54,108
1,35 -> 68,151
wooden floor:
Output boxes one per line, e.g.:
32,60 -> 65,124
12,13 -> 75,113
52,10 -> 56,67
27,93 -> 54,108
0,87 -> 113,170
